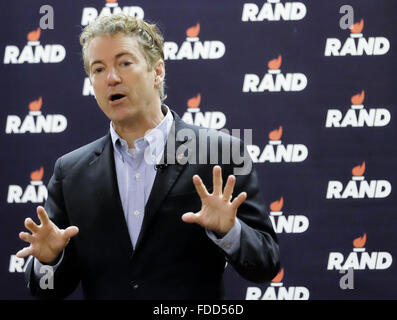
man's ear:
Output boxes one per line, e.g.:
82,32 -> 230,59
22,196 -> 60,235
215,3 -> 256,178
153,59 -> 165,87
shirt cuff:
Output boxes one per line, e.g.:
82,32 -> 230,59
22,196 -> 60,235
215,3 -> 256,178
33,250 -> 64,278
206,218 -> 241,256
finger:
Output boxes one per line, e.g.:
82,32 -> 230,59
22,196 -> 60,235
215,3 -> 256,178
37,206 -> 50,226
223,175 -> 236,202
181,212 -> 201,224
192,175 -> 209,199
16,245 -> 33,259
62,226 -> 79,240
19,231 -> 33,243
24,217 -> 39,233
213,165 -> 222,196
231,192 -> 247,210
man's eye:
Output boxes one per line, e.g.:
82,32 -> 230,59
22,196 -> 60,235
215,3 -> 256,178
94,67 -> 103,74
122,61 -> 132,66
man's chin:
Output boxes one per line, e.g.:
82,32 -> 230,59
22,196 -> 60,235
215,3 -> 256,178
110,112 -> 138,126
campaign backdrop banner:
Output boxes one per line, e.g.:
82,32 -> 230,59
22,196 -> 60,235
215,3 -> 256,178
0,0 -> 396,299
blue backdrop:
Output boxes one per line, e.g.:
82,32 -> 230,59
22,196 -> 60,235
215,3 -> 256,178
1,0 -> 396,299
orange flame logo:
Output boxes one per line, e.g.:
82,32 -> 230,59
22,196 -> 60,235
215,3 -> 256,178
186,23 -> 200,38
352,161 -> 365,176
187,93 -> 201,108
106,0 -> 117,2
351,90 -> 365,105
29,97 -> 43,111
31,167 -> 44,181
27,28 -> 41,42
269,126 -> 283,141
272,268 -> 284,283
268,55 -> 282,70
353,233 -> 367,248
270,197 -> 284,212
350,19 -> 364,34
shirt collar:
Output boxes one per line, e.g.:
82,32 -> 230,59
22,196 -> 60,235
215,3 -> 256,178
109,105 -> 173,161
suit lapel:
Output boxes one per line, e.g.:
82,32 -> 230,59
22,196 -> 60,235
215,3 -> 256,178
134,113 -> 192,252
88,134 -> 134,256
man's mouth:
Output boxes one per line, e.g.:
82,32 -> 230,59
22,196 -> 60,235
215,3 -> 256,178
110,94 -> 126,101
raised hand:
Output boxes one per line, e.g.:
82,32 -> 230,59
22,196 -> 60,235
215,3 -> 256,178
16,206 -> 79,264
181,165 -> 247,237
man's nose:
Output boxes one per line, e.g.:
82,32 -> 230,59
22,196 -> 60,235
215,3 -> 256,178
106,67 -> 121,85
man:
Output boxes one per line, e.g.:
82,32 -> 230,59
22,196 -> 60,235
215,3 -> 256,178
16,14 -> 280,299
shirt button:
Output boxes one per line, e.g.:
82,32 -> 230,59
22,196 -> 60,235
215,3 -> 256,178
135,173 -> 140,179
134,210 -> 140,216
224,243 -> 231,249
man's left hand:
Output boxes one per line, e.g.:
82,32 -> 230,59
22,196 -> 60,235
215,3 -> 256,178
181,165 -> 247,237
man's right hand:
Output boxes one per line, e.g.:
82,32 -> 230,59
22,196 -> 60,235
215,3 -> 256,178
16,206 -> 79,264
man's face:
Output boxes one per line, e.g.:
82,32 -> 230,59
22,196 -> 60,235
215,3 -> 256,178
87,32 -> 164,124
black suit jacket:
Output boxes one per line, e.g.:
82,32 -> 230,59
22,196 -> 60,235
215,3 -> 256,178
25,110 -> 280,299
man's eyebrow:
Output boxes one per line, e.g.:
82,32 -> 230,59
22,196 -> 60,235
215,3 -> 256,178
90,52 -> 136,68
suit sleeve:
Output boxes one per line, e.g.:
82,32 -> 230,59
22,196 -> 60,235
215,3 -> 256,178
25,157 -> 81,299
221,138 -> 281,283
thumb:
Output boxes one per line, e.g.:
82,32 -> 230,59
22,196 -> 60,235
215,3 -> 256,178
63,226 -> 79,240
181,212 -> 200,224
